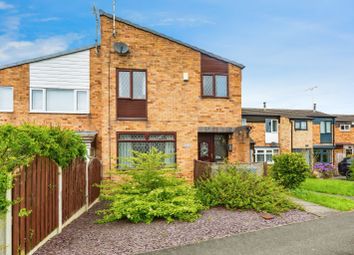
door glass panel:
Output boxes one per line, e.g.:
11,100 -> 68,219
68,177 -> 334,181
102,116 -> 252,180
214,134 -> 228,161
200,142 -> 209,158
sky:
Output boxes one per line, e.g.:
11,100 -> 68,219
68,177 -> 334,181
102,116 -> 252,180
1,0 -> 354,114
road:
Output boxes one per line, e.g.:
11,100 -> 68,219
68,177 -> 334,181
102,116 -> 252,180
148,212 -> 354,255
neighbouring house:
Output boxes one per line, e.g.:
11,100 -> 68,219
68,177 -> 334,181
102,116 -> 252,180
242,106 -> 336,165
334,115 -> 354,165
0,10 -> 251,180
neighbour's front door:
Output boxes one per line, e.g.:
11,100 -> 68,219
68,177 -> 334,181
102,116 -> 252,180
198,134 -> 214,162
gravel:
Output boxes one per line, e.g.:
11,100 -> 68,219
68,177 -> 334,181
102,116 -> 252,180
35,203 -> 317,255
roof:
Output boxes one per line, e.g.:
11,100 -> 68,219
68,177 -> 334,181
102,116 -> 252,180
99,10 -> 245,69
335,115 -> 354,122
242,108 -> 335,119
0,44 -> 96,70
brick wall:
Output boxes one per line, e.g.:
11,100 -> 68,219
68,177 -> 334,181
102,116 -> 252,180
98,16 -> 244,180
279,117 -> 291,152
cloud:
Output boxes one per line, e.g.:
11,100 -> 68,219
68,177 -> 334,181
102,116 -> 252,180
0,33 -> 83,65
0,1 -> 13,10
153,16 -> 215,27
33,17 -> 60,23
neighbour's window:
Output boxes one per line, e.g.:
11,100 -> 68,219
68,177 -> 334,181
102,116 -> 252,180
202,74 -> 228,98
242,118 -> 247,126
265,119 -> 278,133
320,121 -> 332,134
117,133 -> 176,167
255,148 -> 279,163
30,88 -> 89,113
295,120 -> 308,130
0,86 -> 13,112
340,124 -> 351,132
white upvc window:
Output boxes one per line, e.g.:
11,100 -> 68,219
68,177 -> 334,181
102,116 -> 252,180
0,86 -> 14,112
255,148 -> 279,163
265,119 -> 278,133
30,88 -> 89,113
340,124 -> 351,132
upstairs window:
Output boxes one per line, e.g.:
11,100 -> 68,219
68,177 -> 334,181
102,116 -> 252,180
30,88 -> 89,113
117,70 -> 147,119
340,124 -> 351,132
295,120 -> 308,130
265,119 -> 278,133
202,74 -> 228,98
0,86 -> 13,112
320,121 -> 332,134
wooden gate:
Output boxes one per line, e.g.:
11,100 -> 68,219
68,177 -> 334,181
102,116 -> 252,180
62,158 -> 86,222
12,156 -> 58,255
88,158 -> 102,204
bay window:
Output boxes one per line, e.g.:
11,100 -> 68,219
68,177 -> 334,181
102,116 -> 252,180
117,133 -> 176,168
30,88 -> 89,113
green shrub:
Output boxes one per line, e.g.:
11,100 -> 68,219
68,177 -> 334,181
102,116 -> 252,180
271,153 -> 310,189
98,148 -> 204,224
348,163 -> 354,181
196,165 -> 297,214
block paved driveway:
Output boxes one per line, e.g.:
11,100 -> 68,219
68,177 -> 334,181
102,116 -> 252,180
148,211 -> 354,255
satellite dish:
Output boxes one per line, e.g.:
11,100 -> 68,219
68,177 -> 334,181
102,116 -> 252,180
114,42 -> 129,55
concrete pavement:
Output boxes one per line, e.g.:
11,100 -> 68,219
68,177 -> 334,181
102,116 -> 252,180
291,197 -> 339,217
148,212 -> 354,255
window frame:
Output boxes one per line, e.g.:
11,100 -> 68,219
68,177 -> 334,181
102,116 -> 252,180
117,69 -> 147,100
320,121 -> 332,134
117,131 -> 177,165
294,120 -> 308,131
340,123 -> 351,132
201,73 -> 229,98
265,119 -> 278,133
254,148 -> 279,163
29,88 -> 90,114
0,86 -> 14,112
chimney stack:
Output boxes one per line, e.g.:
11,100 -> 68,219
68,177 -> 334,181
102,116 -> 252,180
313,103 -> 317,112
263,102 -> 267,111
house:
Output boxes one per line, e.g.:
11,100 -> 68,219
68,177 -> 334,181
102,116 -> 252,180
0,10 -> 250,180
334,115 -> 354,165
242,106 -> 336,165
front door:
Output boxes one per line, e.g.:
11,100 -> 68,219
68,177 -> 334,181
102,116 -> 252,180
198,134 -> 214,162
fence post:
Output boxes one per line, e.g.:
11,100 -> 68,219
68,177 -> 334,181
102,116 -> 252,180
58,166 -> 63,234
5,188 -> 12,255
85,158 -> 89,211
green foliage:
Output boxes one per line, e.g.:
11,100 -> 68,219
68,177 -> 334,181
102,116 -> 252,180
98,148 -> 204,224
291,189 -> 354,211
348,163 -> 354,181
271,153 -> 310,189
0,124 -> 86,215
196,165 -> 297,214
300,178 -> 354,196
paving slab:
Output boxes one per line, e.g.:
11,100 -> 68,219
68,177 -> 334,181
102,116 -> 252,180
291,197 -> 339,217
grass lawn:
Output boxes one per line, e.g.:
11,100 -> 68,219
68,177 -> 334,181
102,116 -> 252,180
291,189 -> 354,211
300,178 -> 354,197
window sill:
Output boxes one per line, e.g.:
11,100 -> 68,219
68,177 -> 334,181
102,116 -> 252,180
117,117 -> 148,121
29,111 -> 90,115
0,110 -> 13,113
201,96 -> 230,99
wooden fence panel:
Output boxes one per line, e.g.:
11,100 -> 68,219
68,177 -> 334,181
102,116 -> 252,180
88,158 -> 102,204
12,156 -> 58,255
62,158 -> 86,222
193,160 -> 212,183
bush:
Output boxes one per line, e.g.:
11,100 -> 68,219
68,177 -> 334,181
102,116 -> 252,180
348,164 -> 354,181
271,153 -> 310,189
98,148 -> 204,224
196,165 -> 297,214
313,162 -> 335,179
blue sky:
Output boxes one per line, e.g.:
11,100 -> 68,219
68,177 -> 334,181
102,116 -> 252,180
1,0 -> 354,114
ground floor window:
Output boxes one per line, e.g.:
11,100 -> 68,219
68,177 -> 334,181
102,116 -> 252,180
293,148 -> 311,165
344,145 -> 354,157
314,149 -> 332,163
117,132 -> 176,167
254,148 -> 279,163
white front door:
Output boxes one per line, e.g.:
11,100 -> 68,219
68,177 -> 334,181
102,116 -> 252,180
265,119 -> 279,144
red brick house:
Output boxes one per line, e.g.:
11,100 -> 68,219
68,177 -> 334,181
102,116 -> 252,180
0,10 -> 250,180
